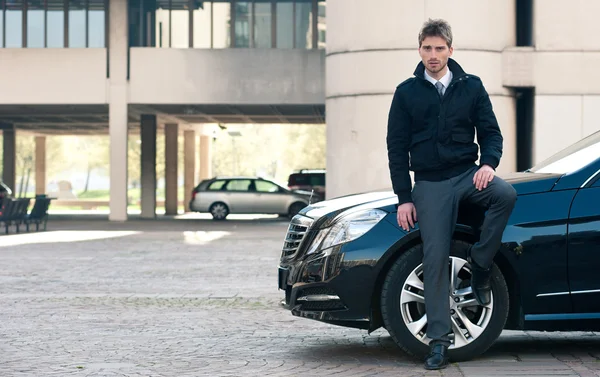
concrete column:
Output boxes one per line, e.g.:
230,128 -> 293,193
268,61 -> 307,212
165,124 -> 179,215
1,125 -> 16,191
108,0 -> 128,221
140,114 -> 157,219
184,130 -> 196,212
35,136 -> 46,195
199,135 -> 212,180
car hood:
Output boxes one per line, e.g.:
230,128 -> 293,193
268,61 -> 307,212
299,171 -> 563,225
499,171 -> 562,195
299,191 -> 396,226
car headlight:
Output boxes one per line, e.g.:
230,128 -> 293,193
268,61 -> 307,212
306,209 -> 387,255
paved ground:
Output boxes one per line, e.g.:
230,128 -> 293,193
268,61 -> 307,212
1,215 -> 600,377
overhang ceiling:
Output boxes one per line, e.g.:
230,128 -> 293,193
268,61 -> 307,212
0,104 -> 326,135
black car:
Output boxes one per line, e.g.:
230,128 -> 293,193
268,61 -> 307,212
278,130 -> 600,361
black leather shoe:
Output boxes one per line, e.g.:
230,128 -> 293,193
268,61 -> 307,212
471,261 -> 492,306
424,344 -> 449,370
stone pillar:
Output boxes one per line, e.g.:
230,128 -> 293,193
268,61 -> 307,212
140,114 -> 157,219
184,130 -> 196,212
108,0 -> 129,221
1,124 -> 16,191
199,135 -> 212,180
326,0 -> 516,198
165,124 -> 179,215
35,136 -> 46,195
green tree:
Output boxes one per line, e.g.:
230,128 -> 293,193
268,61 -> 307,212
211,123 -> 326,184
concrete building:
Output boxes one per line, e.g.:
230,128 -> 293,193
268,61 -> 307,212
0,0 -> 326,221
326,0 -> 600,198
0,0 -> 596,220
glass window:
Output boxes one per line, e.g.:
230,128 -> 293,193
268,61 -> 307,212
6,0 -> 23,48
170,0 -> 189,48
256,180 -> 280,193
208,180 -> 226,190
530,131 -> 600,175
0,3 -> 3,47
155,1 -> 170,47
27,1 -> 44,48
193,1 -> 211,48
212,1 -> 230,48
88,0 -> 106,47
276,1 -> 292,48
47,0 -> 64,47
295,0 -> 311,48
69,0 -> 86,47
225,179 -> 252,192
233,1 -> 249,47
317,1 -> 326,49
253,1 -> 270,48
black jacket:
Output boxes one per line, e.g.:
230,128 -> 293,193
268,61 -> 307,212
386,58 -> 503,205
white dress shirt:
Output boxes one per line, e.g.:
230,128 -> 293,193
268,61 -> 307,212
424,68 -> 453,95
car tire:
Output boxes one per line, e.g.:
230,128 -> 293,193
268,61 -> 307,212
380,240 -> 509,362
209,202 -> 229,220
288,202 -> 306,218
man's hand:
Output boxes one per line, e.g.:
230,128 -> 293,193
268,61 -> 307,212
397,202 -> 417,232
473,164 -> 495,191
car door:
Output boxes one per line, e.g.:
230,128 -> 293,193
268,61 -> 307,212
254,179 -> 290,214
223,179 -> 255,213
568,179 -> 600,312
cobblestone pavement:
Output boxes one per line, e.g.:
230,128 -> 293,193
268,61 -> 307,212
1,216 -> 600,377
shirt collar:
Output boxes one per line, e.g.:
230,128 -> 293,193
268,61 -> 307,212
424,68 -> 453,88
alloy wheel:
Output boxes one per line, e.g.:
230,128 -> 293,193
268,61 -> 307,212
211,203 -> 228,220
399,256 -> 494,349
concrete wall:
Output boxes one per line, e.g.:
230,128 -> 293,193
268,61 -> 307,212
0,49 -> 107,104
129,48 -> 325,104
530,0 -> 600,164
326,0 -> 517,199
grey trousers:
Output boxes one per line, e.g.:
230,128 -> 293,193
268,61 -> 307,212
411,166 -> 517,347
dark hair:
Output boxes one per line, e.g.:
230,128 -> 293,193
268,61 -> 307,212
418,19 -> 453,47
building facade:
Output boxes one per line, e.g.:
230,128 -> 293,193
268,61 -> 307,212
0,0 -> 596,220
0,0 -> 326,221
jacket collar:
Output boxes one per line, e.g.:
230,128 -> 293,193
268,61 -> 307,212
413,58 -> 467,82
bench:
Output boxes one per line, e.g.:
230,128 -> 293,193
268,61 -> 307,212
0,196 -> 52,234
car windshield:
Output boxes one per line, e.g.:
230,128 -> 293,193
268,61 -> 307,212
529,130 -> 600,174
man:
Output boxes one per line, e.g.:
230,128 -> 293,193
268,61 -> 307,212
386,19 -> 517,370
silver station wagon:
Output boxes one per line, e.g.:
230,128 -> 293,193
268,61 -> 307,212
189,176 -> 321,220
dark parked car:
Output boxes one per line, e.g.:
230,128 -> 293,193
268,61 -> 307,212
288,169 -> 326,197
278,130 -> 600,361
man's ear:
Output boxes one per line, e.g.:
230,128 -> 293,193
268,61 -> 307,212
449,46 -> 454,57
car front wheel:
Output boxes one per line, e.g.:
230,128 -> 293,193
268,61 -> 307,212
380,240 -> 509,361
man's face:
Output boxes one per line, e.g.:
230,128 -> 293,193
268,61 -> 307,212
418,36 -> 453,75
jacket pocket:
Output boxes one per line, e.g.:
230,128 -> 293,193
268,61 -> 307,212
451,132 -> 474,144
409,131 -> 434,170
410,131 -> 431,148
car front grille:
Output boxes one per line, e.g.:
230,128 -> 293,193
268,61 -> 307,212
281,214 -> 314,259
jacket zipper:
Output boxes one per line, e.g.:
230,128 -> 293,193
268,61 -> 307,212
423,75 -> 467,168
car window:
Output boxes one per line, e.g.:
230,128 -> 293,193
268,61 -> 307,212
530,131 -> 600,174
225,180 -> 252,192
309,174 -> 325,185
256,180 -> 280,193
208,180 -> 226,191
